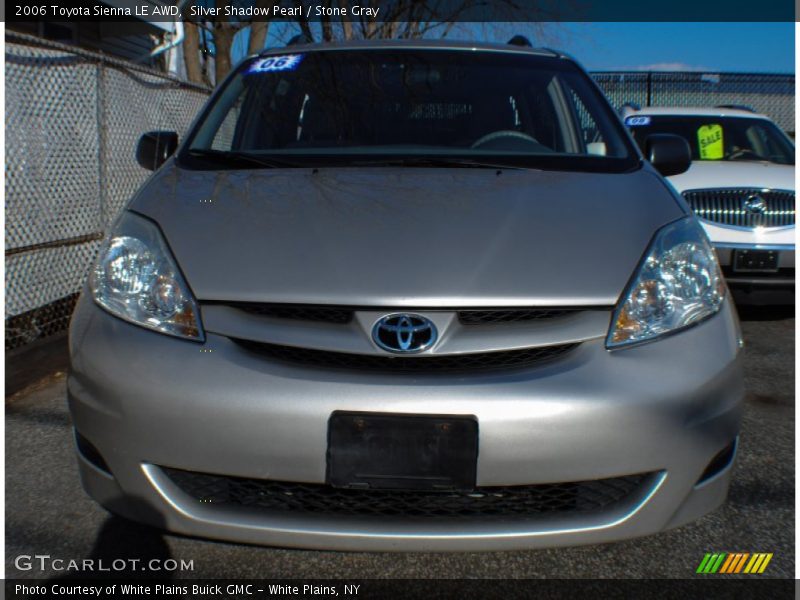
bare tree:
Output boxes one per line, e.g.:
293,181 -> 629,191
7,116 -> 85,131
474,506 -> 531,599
182,2 -> 203,84
247,0 -> 272,54
339,0 -> 353,40
318,0 -> 334,41
182,0 -> 267,85
211,0 -> 237,85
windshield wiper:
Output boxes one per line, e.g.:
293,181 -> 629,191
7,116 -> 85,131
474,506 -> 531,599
347,157 -> 531,170
187,149 -> 301,169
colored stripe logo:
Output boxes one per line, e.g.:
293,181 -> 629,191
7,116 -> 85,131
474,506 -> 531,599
696,553 -> 773,574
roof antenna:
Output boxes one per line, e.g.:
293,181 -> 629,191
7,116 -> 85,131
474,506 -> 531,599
507,35 -> 532,47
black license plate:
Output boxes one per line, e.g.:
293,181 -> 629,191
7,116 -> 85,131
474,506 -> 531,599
733,249 -> 779,273
327,412 -> 478,491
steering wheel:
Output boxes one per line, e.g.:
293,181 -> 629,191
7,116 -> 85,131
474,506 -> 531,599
471,130 -> 540,149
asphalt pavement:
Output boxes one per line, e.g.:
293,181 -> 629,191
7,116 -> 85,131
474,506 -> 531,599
5,306 -> 794,579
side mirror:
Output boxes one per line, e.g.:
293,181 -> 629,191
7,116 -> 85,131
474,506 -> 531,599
136,131 -> 178,171
645,134 -> 691,177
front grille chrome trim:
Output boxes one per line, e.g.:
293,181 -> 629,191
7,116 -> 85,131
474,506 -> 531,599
205,302 -> 606,327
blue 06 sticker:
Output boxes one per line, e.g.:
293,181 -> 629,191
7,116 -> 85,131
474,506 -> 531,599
625,116 -> 651,126
247,54 -> 304,74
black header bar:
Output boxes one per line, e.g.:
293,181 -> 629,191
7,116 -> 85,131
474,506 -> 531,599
5,578 -> 797,599
5,0 -> 798,23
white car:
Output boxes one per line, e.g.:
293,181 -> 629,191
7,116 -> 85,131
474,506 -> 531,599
623,106 -> 795,304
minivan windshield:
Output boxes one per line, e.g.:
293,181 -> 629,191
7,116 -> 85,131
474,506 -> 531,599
626,115 -> 795,165
184,48 -> 639,172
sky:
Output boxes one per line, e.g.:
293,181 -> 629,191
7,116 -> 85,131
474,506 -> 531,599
232,22 -> 795,74
543,22 -> 795,73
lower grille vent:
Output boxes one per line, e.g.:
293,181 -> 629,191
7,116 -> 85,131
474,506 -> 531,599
164,468 -> 653,520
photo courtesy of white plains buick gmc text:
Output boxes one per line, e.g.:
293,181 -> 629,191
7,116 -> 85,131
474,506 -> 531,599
68,39 -> 745,551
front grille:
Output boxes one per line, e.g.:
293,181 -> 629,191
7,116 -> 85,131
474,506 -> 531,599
233,339 -> 578,372
682,188 -> 795,228
222,303 -> 353,324
163,467 -> 653,519
214,303 -> 586,327
458,308 -> 578,325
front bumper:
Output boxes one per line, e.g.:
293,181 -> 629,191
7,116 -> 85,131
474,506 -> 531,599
702,221 -> 795,303
715,243 -> 794,305
68,295 -> 744,551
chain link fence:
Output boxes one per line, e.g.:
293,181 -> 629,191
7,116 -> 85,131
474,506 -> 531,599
6,32 -> 211,349
593,71 -> 795,134
4,33 -> 796,349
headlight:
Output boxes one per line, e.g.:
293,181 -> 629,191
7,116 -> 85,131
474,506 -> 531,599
607,217 -> 725,348
90,211 -> 204,341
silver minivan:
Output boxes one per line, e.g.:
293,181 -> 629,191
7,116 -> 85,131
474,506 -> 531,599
68,39 -> 744,551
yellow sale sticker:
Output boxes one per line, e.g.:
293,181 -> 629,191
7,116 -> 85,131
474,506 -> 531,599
698,124 -> 724,159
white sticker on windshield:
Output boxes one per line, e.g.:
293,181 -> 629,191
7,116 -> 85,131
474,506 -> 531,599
247,54 -> 304,74
625,116 -> 651,126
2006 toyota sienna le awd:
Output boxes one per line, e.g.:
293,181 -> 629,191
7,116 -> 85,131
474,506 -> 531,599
68,39 -> 744,551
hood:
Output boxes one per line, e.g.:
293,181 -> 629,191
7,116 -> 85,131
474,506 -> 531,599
669,161 -> 795,193
129,164 -> 684,307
